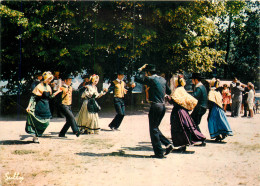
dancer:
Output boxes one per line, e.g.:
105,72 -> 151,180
135,64 -> 173,159
58,74 -> 81,138
190,73 -> 207,146
78,74 -> 90,97
169,75 -> 206,151
76,74 -> 107,134
106,70 -> 135,131
50,71 -> 63,118
31,73 -> 42,92
26,71 -> 62,143
207,78 -> 233,142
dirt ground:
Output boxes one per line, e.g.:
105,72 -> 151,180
0,104 -> 259,186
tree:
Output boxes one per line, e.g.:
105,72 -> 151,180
1,1 -> 243,94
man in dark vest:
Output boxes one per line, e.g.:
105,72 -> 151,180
106,70 -> 136,131
58,74 -> 81,138
31,73 -> 42,92
78,74 -> 90,97
135,64 -> 174,159
190,73 -> 207,146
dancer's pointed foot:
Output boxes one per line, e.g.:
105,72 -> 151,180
33,137 -> 39,143
165,144 -> 174,155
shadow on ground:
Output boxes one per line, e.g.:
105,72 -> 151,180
0,140 -> 34,145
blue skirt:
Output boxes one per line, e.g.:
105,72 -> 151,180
208,104 -> 233,139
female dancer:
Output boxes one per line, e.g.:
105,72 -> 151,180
168,75 -> 206,152
208,78 -> 233,142
26,71 -> 62,143
76,74 -> 107,134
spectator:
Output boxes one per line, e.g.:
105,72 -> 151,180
222,84 -> 231,112
241,84 -> 249,117
247,83 -> 255,118
231,81 -> 243,117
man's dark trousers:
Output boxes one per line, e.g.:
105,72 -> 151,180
109,97 -> 125,129
149,103 -> 171,156
191,106 -> 206,133
59,105 -> 79,135
243,103 -> 248,117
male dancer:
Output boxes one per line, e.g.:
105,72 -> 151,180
58,74 -> 81,138
106,70 -> 135,131
135,64 -> 173,159
190,73 -> 207,146
50,71 -> 63,118
31,73 -> 42,92
78,74 -> 90,97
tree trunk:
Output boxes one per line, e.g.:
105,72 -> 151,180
224,14 -> 233,78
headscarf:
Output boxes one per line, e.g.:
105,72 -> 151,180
174,74 -> 186,87
210,78 -> 220,88
89,74 -> 99,83
42,71 -> 54,82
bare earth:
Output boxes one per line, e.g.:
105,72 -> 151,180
0,105 -> 259,186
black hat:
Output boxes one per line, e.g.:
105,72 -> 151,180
189,73 -> 204,80
82,74 -> 89,79
35,73 -> 42,77
116,70 -> 125,75
62,74 -> 74,80
144,64 -> 156,72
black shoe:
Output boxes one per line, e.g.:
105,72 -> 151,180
165,144 -> 174,155
33,137 -> 40,143
58,134 -> 67,138
241,115 -> 247,118
150,155 -> 166,159
221,134 -> 227,140
76,131 -> 81,137
215,136 -> 221,142
108,125 -> 114,131
177,146 -> 186,152
198,141 -> 206,146
114,128 -> 120,131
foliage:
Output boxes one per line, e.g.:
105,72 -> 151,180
0,1 -> 258,93
217,1 -> 259,87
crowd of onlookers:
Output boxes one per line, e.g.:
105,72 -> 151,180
211,77 -> 258,118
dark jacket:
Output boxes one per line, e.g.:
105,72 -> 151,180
135,73 -> 171,103
192,83 -> 208,109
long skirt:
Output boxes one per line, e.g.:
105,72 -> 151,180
75,100 -> 100,134
171,106 -> 206,147
208,105 -> 233,139
25,112 -> 50,137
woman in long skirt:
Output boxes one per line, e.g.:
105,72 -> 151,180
208,78 -> 233,142
75,74 -> 107,134
26,71 -> 61,143
169,75 -> 206,152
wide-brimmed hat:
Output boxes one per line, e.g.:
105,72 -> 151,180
116,70 -> 125,75
35,73 -> 42,78
189,73 -> 204,80
62,74 -> 74,80
143,64 -> 156,72
82,74 -> 89,79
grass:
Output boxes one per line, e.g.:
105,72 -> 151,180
12,150 -> 37,155
231,142 -> 260,152
82,138 -> 114,149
